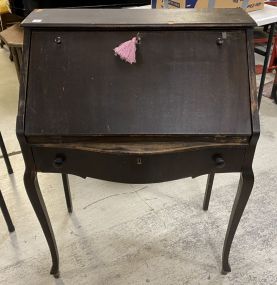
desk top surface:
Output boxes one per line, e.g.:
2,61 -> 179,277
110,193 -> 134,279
22,8 -> 255,28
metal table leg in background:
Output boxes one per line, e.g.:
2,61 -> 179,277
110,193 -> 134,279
272,71 -> 277,103
0,132 -> 13,174
0,190 -> 15,232
257,23 -> 276,108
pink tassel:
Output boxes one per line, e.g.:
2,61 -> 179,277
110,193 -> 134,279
114,36 -> 139,64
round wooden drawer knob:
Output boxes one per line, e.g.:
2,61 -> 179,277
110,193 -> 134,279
214,154 -> 225,169
53,156 -> 65,168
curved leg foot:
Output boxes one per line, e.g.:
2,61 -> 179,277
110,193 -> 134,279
62,174 -> 73,213
221,264 -> 231,275
0,190 -> 15,232
24,170 -> 59,276
0,132 -> 13,174
222,169 -> 254,274
50,265 -> 60,278
203,173 -> 215,211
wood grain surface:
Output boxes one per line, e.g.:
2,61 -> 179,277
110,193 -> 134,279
25,30 -> 252,137
22,8 -> 256,28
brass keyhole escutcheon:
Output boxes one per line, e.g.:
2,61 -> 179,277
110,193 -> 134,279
217,32 -> 227,46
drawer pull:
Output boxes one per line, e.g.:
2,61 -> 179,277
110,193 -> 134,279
53,156 -> 65,168
216,37 -> 224,46
54,36 -> 62,44
213,154 -> 225,169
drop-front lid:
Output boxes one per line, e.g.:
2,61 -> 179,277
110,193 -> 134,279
23,9 -> 253,138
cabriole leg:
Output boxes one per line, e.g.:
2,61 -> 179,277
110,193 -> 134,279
24,170 -> 60,278
222,169 -> 254,274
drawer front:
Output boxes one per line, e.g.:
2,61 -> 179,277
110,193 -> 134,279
26,29 -> 251,137
32,146 -> 246,183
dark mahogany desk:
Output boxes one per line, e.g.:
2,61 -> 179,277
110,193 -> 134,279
17,8 -> 260,278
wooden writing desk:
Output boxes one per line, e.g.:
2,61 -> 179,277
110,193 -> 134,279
17,9 -> 260,278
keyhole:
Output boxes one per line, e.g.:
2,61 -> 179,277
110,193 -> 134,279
137,157 -> 142,165
217,38 -> 224,46
217,32 -> 227,46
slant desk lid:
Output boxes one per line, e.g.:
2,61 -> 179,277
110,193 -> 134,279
22,8 -> 256,28
23,9 -> 253,137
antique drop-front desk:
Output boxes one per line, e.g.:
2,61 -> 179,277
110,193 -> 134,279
17,9 -> 259,278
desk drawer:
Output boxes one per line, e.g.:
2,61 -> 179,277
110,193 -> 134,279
32,144 -> 247,183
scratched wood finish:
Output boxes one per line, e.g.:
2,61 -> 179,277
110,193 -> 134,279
27,135 -> 249,144
26,29 -> 251,136
22,8 -> 256,28
33,142 -> 248,154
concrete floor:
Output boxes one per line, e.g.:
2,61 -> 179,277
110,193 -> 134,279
0,46 -> 277,285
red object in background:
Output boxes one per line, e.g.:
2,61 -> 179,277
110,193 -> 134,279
255,37 -> 277,74
255,65 -> 264,74
266,0 -> 277,69
265,1 -> 277,6
268,36 -> 277,71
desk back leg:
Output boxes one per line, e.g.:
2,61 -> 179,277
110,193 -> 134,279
62,174 -> 72,213
222,168 -> 254,274
203,173 -> 215,211
24,170 -> 60,278
0,132 -> 13,174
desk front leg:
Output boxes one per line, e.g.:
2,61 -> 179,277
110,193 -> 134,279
222,168 -> 254,274
24,169 -> 60,278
